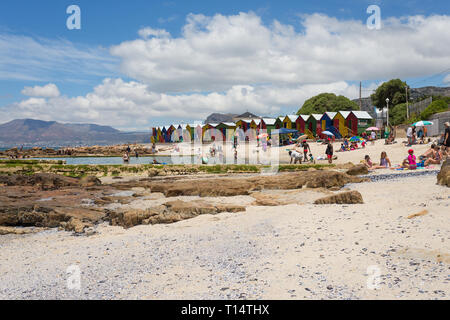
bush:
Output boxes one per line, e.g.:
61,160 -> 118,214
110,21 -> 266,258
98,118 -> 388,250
298,93 -> 359,115
420,99 -> 449,120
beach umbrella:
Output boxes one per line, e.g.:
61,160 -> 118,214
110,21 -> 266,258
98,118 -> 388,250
294,134 -> 308,141
366,127 -> 380,131
321,131 -> 334,136
349,136 -> 364,142
413,121 -> 433,127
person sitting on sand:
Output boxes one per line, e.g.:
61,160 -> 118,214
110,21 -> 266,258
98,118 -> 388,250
289,150 -> 303,164
364,155 -> 373,169
419,144 -> 436,160
378,151 -> 392,168
361,140 -> 366,148
152,159 -> 161,164
401,149 -> 417,169
424,145 -> 442,166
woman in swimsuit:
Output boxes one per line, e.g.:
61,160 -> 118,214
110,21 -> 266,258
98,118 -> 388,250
424,145 -> 442,166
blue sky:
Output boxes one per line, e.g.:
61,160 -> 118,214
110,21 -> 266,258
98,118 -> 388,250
0,0 -> 449,129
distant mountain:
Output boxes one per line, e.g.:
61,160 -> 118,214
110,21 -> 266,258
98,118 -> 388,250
0,119 -> 149,148
205,113 -> 238,124
204,111 -> 262,124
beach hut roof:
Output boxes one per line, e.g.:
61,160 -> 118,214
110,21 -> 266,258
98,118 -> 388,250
298,114 -> 310,121
221,122 -> 236,127
338,111 -> 351,119
253,119 -> 262,125
262,118 -> 276,125
351,111 -> 373,119
208,123 -> 219,127
324,112 -> 337,119
311,114 -> 322,120
286,115 -> 299,122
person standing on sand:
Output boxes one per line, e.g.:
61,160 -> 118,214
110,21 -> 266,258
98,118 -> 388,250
301,140 -> 311,162
325,140 -> 333,164
406,126 -> 413,146
444,122 -> 450,152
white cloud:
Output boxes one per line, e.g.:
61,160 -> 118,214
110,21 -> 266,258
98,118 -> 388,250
0,33 -> 118,82
1,78 -> 367,130
111,12 -> 450,93
138,27 -> 171,39
21,83 -> 60,98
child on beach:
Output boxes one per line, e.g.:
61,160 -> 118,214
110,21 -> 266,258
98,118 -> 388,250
301,140 -> 311,161
402,149 -> 417,169
363,155 -> 373,169
325,140 -> 333,164
289,150 -> 303,164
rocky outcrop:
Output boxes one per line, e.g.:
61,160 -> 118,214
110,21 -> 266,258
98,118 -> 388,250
251,193 -> 283,206
437,159 -> 450,187
60,217 -> 93,234
314,191 -> 364,204
141,171 -> 365,197
346,164 -> 369,176
0,173 -> 79,190
79,176 -> 102,187
108,200 -> 245,228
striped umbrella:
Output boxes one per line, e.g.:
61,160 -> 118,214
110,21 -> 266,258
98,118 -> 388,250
413,121 -> 433,127
349,136 -> 364,142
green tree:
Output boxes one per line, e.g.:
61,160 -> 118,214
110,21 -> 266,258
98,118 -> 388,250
389,103 -> 407,125
298,93 -> 359,115
371,79 -> 410,110
420,99 -> 449,120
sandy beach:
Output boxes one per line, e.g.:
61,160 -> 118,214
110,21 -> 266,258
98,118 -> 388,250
0,166 -> 448,299
151,137 -> 438,168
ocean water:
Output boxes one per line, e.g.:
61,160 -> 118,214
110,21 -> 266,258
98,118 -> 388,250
28,156 -> 199,165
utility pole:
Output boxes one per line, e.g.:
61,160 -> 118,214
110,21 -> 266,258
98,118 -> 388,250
359,81 -> 362,110
405,86 -> 409,119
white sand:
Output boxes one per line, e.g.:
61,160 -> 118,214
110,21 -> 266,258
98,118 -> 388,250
0,173 -> 448,300
153,138 -> 438,167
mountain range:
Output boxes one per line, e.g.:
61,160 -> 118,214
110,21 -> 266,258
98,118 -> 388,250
0,119 -> 149,148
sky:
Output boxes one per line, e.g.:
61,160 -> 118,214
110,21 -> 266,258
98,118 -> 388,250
0,0 -> 449,130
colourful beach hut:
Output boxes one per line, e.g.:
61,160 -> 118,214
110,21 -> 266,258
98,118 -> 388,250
216,122 -> 236,141
261,118 -> 276,136
161,126 -> 168,142
235,119 -> 251,132
296,115 -> 309,133
275,117 -> 284,129
305,114 -> 322,136
320,112 -> 336,131
334,112 -> 349,138
349,111 -> 373,136
283,115 -> 299,129
192,124 -> 202,142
